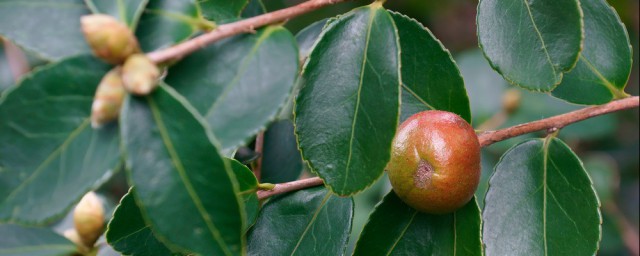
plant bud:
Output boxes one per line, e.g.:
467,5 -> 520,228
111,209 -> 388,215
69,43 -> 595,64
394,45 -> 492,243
81,14 -> 140,64
502,88 -> 521,114
73,192 -> 104,248
122,54 -> 161,95
92,68 -> 126,128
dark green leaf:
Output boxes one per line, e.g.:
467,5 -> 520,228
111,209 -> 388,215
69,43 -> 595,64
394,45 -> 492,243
200,0 -> 247,23
0,224 -> 76,256
165,26 -> 298,150
483,138 -> 601,255
135,0 -> 205,51
551,0 -> 632,104
247,187 -> 353,255
121,84 -> 245,256
106,189 -> 175,256
261,120 -> 303,184
477,0 -> 583,91
295,4 -> 401,196
353,192 -> 482,256
241,0 -> 266,18
0,0 -> 91,60
296,19 -> 328,63
0,56 -> 119,224
390,12 -> 470,123
85,0 -> 149,29
228,159 -> 259,232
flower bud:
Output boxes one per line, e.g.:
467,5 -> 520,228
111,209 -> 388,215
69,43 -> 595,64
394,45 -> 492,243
502,88 -> 522,114
73,192 -> 104,248
122,54 -> 161,95
92,68 -> 126,128
81,14 -> 140,64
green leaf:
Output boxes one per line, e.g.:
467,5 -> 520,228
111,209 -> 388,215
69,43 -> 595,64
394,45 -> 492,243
390,12 -> 471,123
477,0 -> 583,91
241,0 -> 265,18
483,138 -> 601,255
0,224 -> 76,256
0,56 -> 119,224
106,189 -> 175,256
295,4 -> 401,196
200,0 -> 247,23
551,0 -> 632,104
165,26 -> 298,150
0,42 -> 13,93
135,0 -> 205,51
261,120 -> 303,184
296,19 -> 328,63
353,192 -> 482,255
85,0 -> 149,29
0,0 -> 91,61
121,84 -> 245,256
228,159 -> 259,232
247,187 -> 353,255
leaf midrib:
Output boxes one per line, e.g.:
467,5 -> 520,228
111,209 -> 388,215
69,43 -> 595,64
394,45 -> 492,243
342,8 -> 376,192
579,55 -> 628,99
385,210 -> 418,256
147,96 -> 232,256
289,192 -> 332,255
523,0 -> 557,78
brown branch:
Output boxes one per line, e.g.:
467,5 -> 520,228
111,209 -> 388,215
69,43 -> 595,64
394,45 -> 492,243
253,131 -> 265,181
257,97 -> 639,199
257,177 -> 323,200
478,96 -> 639,147
147,0 -> 351,63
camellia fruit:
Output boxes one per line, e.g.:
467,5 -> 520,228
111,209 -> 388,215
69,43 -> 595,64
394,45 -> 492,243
386,110 -> 481,214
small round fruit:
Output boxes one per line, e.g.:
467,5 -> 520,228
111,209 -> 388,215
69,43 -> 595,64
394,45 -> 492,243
387,110 -> 480,214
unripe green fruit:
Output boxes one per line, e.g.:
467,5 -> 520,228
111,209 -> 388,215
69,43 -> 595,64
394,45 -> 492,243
122,54 -> 160,95
81,14 -> 140,64
387,110 -> 481,214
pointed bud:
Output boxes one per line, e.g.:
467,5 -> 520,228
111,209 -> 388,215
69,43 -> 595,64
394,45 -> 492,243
122,54 -> 161,95
73,192 -> 104,248
81,14 -> 140,64
502,88 -> 522,114
92,68 -> 126,128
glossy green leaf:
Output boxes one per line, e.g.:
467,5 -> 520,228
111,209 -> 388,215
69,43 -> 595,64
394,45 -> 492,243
120,84 -> 245,255
247,187 -> 353,255
294,4 -> 401,196
85,0 -> 149,29
261,120 -> 303,184
135,0 -> 205,51
0,224 -> 76,256
551,0 -> 632,104
165,26 -> 298,150
228,159 -> 259,231
477,0 -> 583,91
200,0 -> 247,23
0,0 -> 90,61
353,192 -> 482,256
241,0 -> 265,18
483,138 -> 601,255
0,42 -> 13,93
390,12 -> 471,123
296,19 -> 328,63
121,84 -> 245,255
106,189 -> 175,256
0,56 -> 119,224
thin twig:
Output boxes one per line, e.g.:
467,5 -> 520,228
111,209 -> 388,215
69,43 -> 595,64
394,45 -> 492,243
478,96 -> 639,147
147,0 -> 351,63
253,131 -> 265,181
257,177 -> 324,200
2,39 -> 29,81
257,97 -> 639,199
